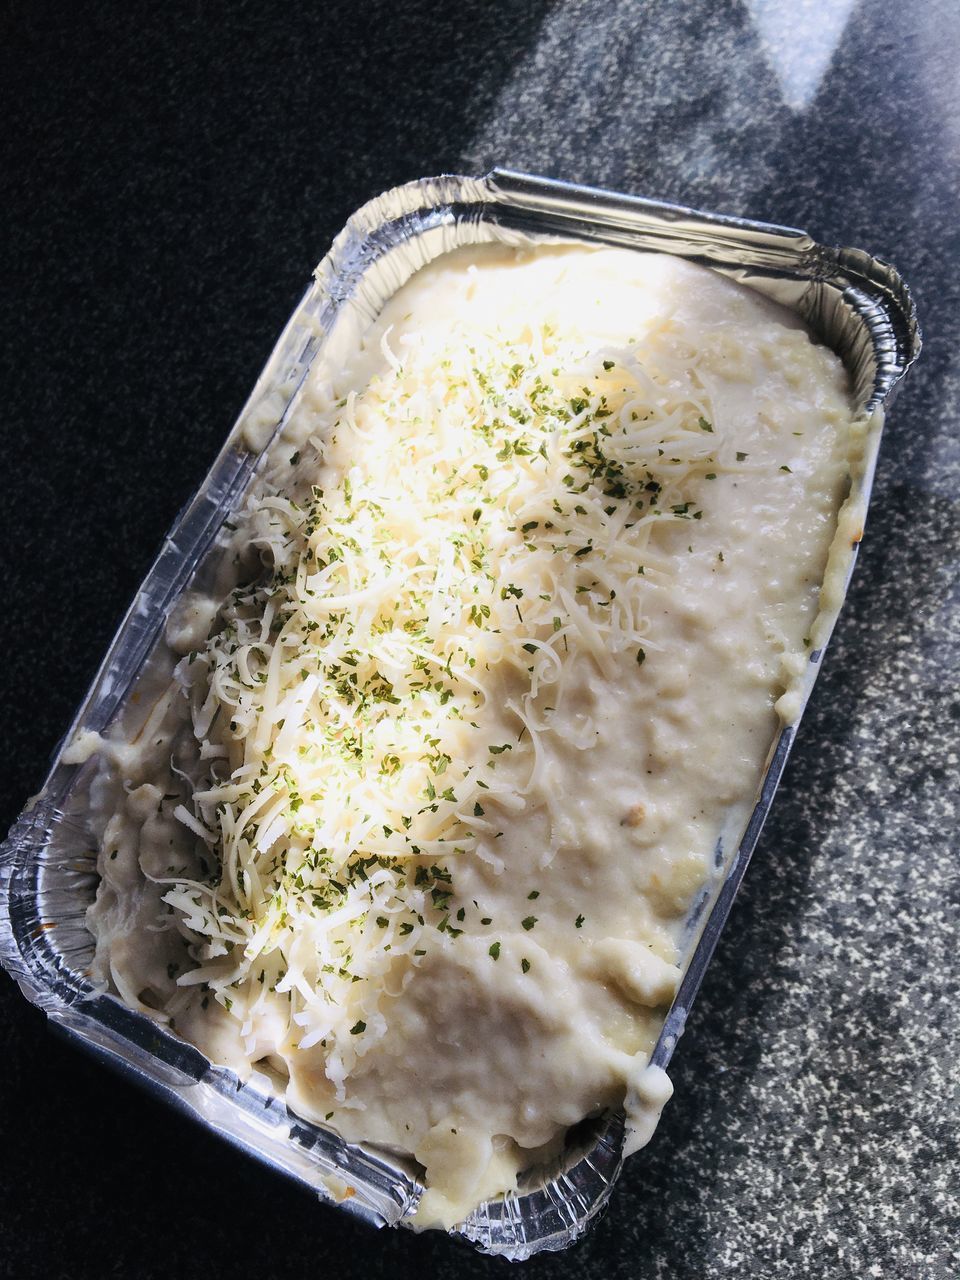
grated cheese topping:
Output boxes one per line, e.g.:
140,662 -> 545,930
165,289 -> 731,1055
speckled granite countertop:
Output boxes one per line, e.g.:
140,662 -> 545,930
2,2 -> 957,1276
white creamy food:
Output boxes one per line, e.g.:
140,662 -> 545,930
73,244 -> 855,1228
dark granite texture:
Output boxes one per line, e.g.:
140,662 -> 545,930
2,1 -> 957,1276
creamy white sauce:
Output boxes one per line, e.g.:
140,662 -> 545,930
79,244 -> 854,1229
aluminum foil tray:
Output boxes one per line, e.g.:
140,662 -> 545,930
0,171 -> 920,1260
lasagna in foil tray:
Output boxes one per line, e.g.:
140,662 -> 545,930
2,173 -> 918,1257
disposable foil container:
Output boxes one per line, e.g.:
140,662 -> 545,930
0,171 -> 920,1260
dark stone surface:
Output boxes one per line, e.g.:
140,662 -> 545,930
2,1 -> 957,1276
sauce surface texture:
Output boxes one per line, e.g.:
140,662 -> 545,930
81,244 -> 853,1227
